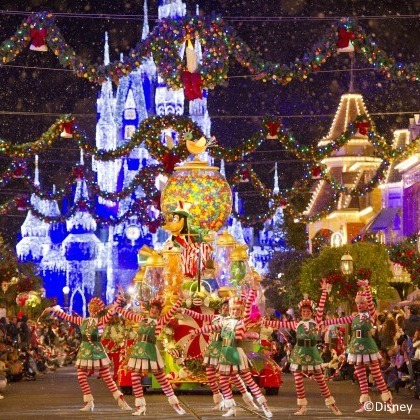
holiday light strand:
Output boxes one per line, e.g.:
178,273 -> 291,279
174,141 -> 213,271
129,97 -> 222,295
26,194 -> 161,227
1,113 -> 416,167
0,13 -> 418,88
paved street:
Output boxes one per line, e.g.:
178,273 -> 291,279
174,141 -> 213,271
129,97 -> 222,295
0,366 -> 418,419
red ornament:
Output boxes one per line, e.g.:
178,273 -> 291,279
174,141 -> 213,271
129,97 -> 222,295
356,121 -> 370,135
311,166 -> 322,178
29,28 -> 48,51
265,121 -> 280,139
60,120 -> 74,138
337,27 -> 356,49
181,71 -> 203,101
162,153 -> 180,174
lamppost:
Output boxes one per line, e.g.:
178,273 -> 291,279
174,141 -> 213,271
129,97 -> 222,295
143,251 -> 165,298
215,230 -> 236,297
340,253 -> 354,276
340,253 -> 354,345
62,286 -> 70,313
389,262 -> 412,301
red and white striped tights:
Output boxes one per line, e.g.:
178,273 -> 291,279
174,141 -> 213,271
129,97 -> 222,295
220,371 -> 263,400
354,362 -> 388,396
131,370 -> 175,399
77,367 -> 118,395
205,366 -> 248,395
293,371 -> 331,399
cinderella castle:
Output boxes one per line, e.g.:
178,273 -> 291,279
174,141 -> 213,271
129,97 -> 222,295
15,0 -> 287,315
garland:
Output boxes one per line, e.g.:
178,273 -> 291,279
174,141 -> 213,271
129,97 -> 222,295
1,13 -> 418,87
0,113 -> 417,166
388,235 -> 420,287
0,112 -> 418,226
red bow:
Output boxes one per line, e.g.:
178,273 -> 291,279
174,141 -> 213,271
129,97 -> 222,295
61,121 -> 74,135
356,121 -> 370,135
13,165 -> 26,178
337,28 -> 355,49
30,28 -> 47,48
240,169 -> 250,182
72,166 -> 85,180
162,153 -> 180,174
16,197 -> 27,211
311,166 -> 322,178
182,71 -> 203,101
266,121 -> 280,138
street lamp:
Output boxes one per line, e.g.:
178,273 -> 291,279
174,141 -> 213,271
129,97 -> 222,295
215,230 -> 235,291
144,251 -> 165,297
230,244 -> 251,291
62,286 -> 70,312
389,262 -> 412,300
340,253 -> 354,276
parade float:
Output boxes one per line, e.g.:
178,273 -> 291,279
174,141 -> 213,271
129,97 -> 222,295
119,136 -> 281,394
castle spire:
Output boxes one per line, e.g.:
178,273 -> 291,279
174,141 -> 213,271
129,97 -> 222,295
142,0 -> 150,41
273,162 -> 279,194
104,32 -> 110,65
34,154 -> 40,187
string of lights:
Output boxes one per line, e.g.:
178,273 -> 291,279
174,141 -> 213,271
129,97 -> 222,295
0,10 -> 418,21
0,110 -> 417,118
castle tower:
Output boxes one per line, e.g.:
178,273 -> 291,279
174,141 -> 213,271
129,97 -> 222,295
61,178 -> 102,317
305,93 -> 383,252
16,155 -> 50,263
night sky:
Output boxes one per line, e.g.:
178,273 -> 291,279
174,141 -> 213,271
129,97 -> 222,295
0,0 -> 419,242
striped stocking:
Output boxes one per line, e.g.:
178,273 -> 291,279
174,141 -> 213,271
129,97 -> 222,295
220,374 -> 233,400
240,371 -> 263,399
293,372 -> 306,399
313,371 -> 331,398
232,374 -> 248,394
206,366 -> 220,395
77,369 -> 91,395
354,365 -> 369,396
99,367 -> 119,393
154,370 -> 175,397
131,372 -> 144,398
369,362 -> 388,393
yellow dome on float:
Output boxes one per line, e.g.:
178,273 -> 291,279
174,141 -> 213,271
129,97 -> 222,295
161,159 -> 232,232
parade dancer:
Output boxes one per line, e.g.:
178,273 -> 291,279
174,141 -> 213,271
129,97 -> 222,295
115,295 -> 186,416
192,285 -> 273,418
324,280 -> 395,413
181,300 -> 259,411
262,280 -> 341,416
44,297 -> 131,412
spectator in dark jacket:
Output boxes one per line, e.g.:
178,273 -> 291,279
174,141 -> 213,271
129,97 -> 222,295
19,316 -> 30,348
6,317 -> 19,344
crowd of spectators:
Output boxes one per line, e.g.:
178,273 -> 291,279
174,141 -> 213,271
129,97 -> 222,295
0,313 -> 80,399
